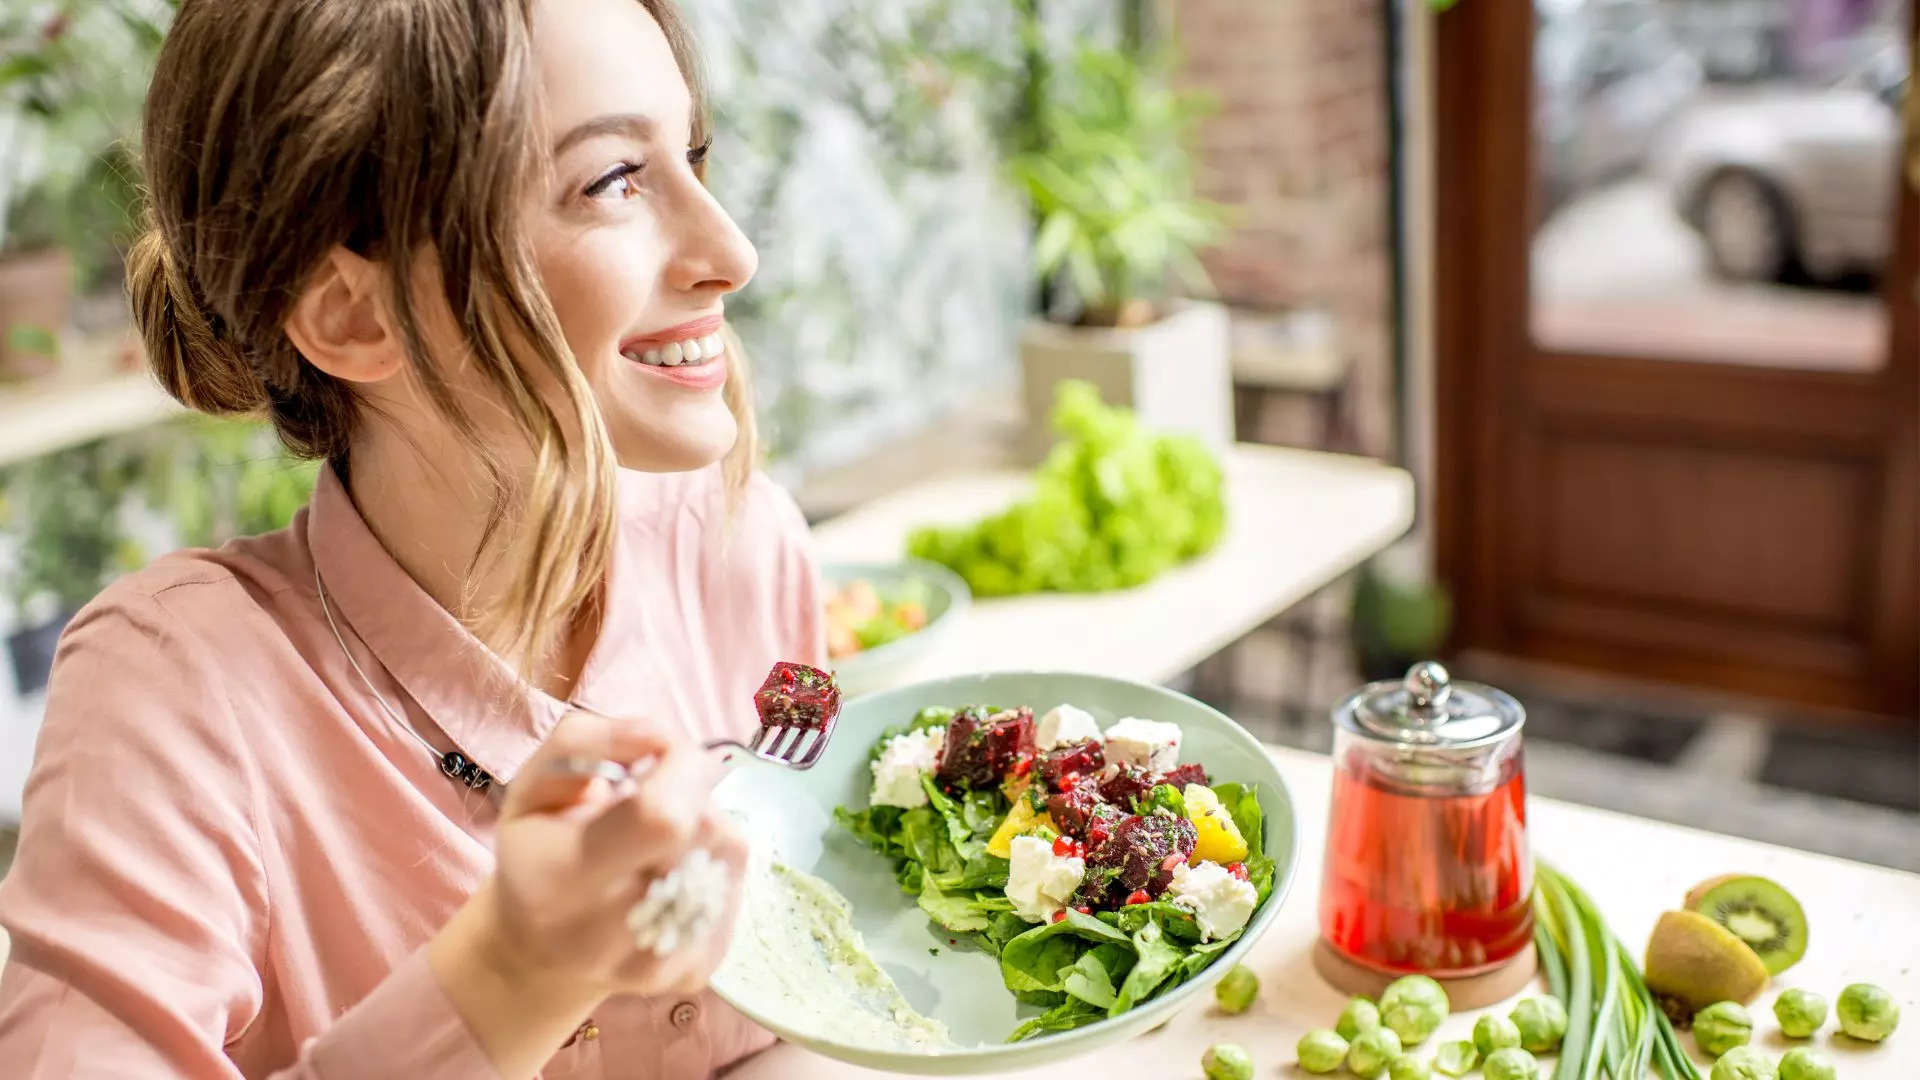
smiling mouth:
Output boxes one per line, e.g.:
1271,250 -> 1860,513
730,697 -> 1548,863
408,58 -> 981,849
622,330 -> 725,368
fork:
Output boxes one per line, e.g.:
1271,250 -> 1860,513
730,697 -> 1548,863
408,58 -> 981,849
544,699 -> 842,787
700,701 -> 841,770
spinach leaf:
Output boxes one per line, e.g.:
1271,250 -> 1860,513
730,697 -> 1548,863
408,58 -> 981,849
921,777 -> 987,860
918,878 -> 999,933
1113,900 -> 1204,942
832,804 -> 906,858
1062,943 -> 1131,1010
1137,782 -> 1185,816
983,911 -> 1031,955
999,909 -> 1133,998
1008,998 -> 1104,1043
1111,920 -> 1185,1015
931,850 -> 1010,891
1181,937 -> 1235,977
1211,782 -> 1276,904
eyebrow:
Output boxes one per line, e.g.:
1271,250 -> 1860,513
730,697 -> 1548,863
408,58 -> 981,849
552,113 -> 656,157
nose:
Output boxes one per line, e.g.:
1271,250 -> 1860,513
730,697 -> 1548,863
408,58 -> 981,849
663,180 -> 757,297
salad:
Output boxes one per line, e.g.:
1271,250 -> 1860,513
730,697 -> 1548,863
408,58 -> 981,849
826,577 -> 931,659
835,702 -> 1276,1042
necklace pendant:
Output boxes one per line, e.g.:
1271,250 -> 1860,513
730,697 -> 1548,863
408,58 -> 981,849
439,750 -> 494,791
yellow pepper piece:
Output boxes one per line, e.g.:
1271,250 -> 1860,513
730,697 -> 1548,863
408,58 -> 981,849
987,792 -> 1054,858
1184,784 -> 1249,864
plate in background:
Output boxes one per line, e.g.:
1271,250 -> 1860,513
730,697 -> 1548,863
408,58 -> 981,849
822,559 -> 971,698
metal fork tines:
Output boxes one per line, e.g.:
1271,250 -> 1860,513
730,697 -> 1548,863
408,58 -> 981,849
703,710 -> 839,770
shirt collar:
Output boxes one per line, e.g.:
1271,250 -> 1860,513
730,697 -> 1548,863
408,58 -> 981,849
307,464 -> 655,784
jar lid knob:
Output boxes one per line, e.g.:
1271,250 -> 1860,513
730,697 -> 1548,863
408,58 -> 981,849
1404,661 -> 1451,726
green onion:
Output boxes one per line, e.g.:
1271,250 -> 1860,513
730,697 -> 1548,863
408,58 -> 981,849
1534,864 -> 1701,1080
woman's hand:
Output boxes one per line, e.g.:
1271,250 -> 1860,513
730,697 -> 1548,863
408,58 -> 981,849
428,709 -> 748,1080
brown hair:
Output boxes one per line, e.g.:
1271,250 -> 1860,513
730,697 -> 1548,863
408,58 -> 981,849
126,0 -> 755,670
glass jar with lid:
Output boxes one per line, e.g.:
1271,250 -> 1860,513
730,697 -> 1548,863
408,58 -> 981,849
1317,661 -> 1532,977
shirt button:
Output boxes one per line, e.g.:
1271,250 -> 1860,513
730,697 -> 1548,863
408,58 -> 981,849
670,1001 -> 700,1029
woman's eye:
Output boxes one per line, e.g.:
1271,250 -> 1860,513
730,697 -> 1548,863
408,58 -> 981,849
687,137 -> 712,168
584,162 -> 645,200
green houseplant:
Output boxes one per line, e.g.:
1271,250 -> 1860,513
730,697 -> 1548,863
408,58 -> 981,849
1006,41 -> 1235,462
0,2 -> 166,379
0,438 -> 145,693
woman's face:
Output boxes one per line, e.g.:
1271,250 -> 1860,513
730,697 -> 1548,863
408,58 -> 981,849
524,0 -> 757,473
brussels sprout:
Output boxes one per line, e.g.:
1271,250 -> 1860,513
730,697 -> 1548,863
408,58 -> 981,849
1213,965 -> 1259,1014
1433,1040 -> 1480,1077
1777,1047 -> 1833,1080
1380,974 -> 1451,1045
1346,1027 -> 1404,1079
1337,996 -> 1382,1041
1474,1014 -> 1522,1055
1693,1001 -> 1754,1057
1201,1042 -> 1253,1080
1771,989 -> 1827,1039
1709,1046 -> 1775,1080
1836,982 -> 1899,1041
1295,1029 -> 1348,1074
1481,1047 -> 1539,1080
1510,997 -> 1569,1053
1388,1055 -> 1433,1080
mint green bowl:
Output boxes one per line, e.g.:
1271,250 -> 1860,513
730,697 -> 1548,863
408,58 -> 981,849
711,671 -> 1298,1074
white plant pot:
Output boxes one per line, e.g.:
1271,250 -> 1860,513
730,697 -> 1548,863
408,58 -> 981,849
1017,299 -> 1235,462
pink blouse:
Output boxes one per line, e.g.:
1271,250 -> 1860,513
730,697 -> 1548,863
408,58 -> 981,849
0,462 -> 825,1078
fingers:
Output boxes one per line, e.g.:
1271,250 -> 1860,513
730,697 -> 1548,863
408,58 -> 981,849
506,709 -> 674,818
577,742 -> 723,882
614,815 -> 751,996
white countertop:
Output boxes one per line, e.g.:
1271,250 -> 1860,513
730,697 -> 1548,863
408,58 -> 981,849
810,444 -> 1417,687
735,745 -> 1920,1079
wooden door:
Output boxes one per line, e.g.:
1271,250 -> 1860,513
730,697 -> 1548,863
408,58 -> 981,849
1434,0 -> 1918,717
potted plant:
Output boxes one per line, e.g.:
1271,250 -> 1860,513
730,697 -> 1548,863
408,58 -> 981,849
0,4 -> 165,379
0,438 -> 145,694
1008,44 -> 1232,461
1350,552 -> 1454,683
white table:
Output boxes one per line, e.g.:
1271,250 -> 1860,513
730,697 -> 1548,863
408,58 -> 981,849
809,444 -> 1417,688
736,745 -> 1920,1080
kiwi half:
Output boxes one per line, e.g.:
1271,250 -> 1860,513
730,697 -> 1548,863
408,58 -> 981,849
1644,909 -> 1771,1011
1687,874 -> 1807,975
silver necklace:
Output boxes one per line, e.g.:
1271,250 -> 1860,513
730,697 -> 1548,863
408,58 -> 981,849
315,563 -> 500,795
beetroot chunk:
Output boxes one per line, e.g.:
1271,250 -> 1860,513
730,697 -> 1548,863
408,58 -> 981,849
1099,764 -> 1157,809
1046,775 -> 1113,836
935,706 -> 1035,788
753,662 -> 841,730
1083,811 -> 1197,902
1158,762 -> 1210,790
1037,739 -> 1105,789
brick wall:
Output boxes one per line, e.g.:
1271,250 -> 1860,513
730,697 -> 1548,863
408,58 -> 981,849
1174,0 -> 1396,458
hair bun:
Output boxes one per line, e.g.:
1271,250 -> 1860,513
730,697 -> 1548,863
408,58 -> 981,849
126,227 -> 269,415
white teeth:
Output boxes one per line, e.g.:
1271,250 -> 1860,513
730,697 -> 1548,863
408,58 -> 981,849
625,332 -> 724,367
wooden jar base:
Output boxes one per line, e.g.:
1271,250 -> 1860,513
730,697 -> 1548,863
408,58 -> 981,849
1312,940 -> 1540,1011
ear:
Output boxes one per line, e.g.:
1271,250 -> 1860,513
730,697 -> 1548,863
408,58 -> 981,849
283,247 -> 405,384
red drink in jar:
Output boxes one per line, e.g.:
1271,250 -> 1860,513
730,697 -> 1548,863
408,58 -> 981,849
1318,662 -> 1532,977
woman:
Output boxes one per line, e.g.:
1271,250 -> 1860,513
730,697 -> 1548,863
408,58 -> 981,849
0,0 -> 822,1076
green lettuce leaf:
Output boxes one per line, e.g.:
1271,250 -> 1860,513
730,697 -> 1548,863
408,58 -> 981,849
1211,782 -> 1276,904
1008,998 -> 1104,1042
1062,943 -> 1131,1010
999,909 -> 1133,998
1111,920 -> 1184,1015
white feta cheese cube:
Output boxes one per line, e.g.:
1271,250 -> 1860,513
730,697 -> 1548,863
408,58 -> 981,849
868,726 -> 946,809
1036,704 -> 1104,750
1006,834 -> 1086,924
1103,716 -> 1182,773
1167,861 -> 1258,942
